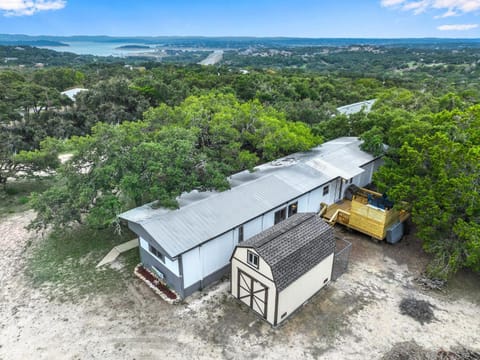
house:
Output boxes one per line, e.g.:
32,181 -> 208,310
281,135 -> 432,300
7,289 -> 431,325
119,137 -> 382,299
230,213 -> 335,326
61,87 -> 88,101
336,99 -> 376,116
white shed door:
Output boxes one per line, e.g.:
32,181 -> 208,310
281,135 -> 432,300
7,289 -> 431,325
237,270 -> 268,318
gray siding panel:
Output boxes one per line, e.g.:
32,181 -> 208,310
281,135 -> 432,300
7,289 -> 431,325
140,247 -> 184,298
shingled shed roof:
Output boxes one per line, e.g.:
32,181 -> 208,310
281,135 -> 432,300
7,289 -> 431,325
238,213 -> 335,291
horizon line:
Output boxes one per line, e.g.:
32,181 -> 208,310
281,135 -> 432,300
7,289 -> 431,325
1,33 -> 480,40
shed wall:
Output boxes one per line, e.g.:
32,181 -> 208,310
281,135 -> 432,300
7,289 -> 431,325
231,253 -> 276,324
233,248 -> 274,279
277,253 -> 334,325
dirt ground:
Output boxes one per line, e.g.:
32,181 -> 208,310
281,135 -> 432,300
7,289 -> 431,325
0,212 -> 479,360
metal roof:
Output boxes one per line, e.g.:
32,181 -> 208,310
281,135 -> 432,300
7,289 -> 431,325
238,213 -> 335,291
61,88 -> 88,101
336,99 -> 376,116
118,136 -> 376,258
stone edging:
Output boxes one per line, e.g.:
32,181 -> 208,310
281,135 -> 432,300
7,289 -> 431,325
133,264 -> 182,305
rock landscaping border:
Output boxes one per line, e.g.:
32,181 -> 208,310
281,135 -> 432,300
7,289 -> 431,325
134,264 -> 181,304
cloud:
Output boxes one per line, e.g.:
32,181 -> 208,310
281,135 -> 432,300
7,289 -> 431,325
434,9 -> 459,18
381,0 -> 406,5
0,0 -> 66,16
381,0 -> 480,15
437,23 -> 479,29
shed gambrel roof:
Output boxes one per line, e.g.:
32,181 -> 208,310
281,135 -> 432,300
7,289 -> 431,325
237,213 -> 335,291
119,137 -> 375,258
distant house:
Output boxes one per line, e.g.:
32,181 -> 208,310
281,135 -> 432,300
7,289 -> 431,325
230,213 -> 335,326
336,99 -> 376,116
61,87 -> 88,101
119,137 -> 382,299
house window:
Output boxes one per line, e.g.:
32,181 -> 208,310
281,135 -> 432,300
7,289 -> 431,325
247,251 -> 259,268
238,225 -> 244,243
149,244 -> 165,263
274,208 -> 287,224
288,202 -> 298,217
323,185 -> 330,196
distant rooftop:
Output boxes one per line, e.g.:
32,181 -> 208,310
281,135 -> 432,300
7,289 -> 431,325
61,87 -> 88,101
336,99 -> 376,116
119,137 -> 376,258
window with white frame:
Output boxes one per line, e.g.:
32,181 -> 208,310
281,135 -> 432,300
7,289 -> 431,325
323,185 -> 329,196
247,250 -> 259,268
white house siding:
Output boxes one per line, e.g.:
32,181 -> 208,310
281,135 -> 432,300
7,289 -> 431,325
372,158 -> 384,172
262,207 -> 277,229
357,162 -> 374,188
182,247 -> 202,288
306,180 -> 340,213
231,250 -> 276,324
233,227 -> 240,245
276,253 -> 334,324
140,237 -> 180,276
296,193 -> 309,212
181,230 -> 236,290
244,216 -> 263,240
346,161 -> 377,193
200,231 -> 236,278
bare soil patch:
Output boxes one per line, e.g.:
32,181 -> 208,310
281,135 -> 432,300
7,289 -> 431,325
1,212 -> 479,360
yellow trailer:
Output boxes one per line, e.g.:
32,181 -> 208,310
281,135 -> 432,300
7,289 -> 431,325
321,186 -> 409,242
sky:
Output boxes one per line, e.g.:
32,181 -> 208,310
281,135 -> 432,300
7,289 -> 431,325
0,0 -> 479,38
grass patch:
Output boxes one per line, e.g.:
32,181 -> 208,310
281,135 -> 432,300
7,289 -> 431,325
25,224 -> 139,301
0,179 -> 53,216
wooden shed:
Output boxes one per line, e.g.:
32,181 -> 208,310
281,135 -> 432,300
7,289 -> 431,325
230,213 -> 335,326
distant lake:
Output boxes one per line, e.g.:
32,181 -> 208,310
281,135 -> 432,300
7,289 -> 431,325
40,41 -> 158,57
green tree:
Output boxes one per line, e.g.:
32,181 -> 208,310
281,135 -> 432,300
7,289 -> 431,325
29,92 -> 321,229
29,122 -> 229,230
375,106 -> 480,278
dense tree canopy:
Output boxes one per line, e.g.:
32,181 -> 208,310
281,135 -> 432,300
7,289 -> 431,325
29,93 -> 320,230
1,45 -> 479,279
374,106 -> 480,278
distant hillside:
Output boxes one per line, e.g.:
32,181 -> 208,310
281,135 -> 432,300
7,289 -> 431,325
0,46 -> 103,66
0,40 -> 68,47
1,34 -> 480,50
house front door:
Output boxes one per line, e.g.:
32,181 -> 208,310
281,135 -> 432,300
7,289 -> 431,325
237,270 -> 268,318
